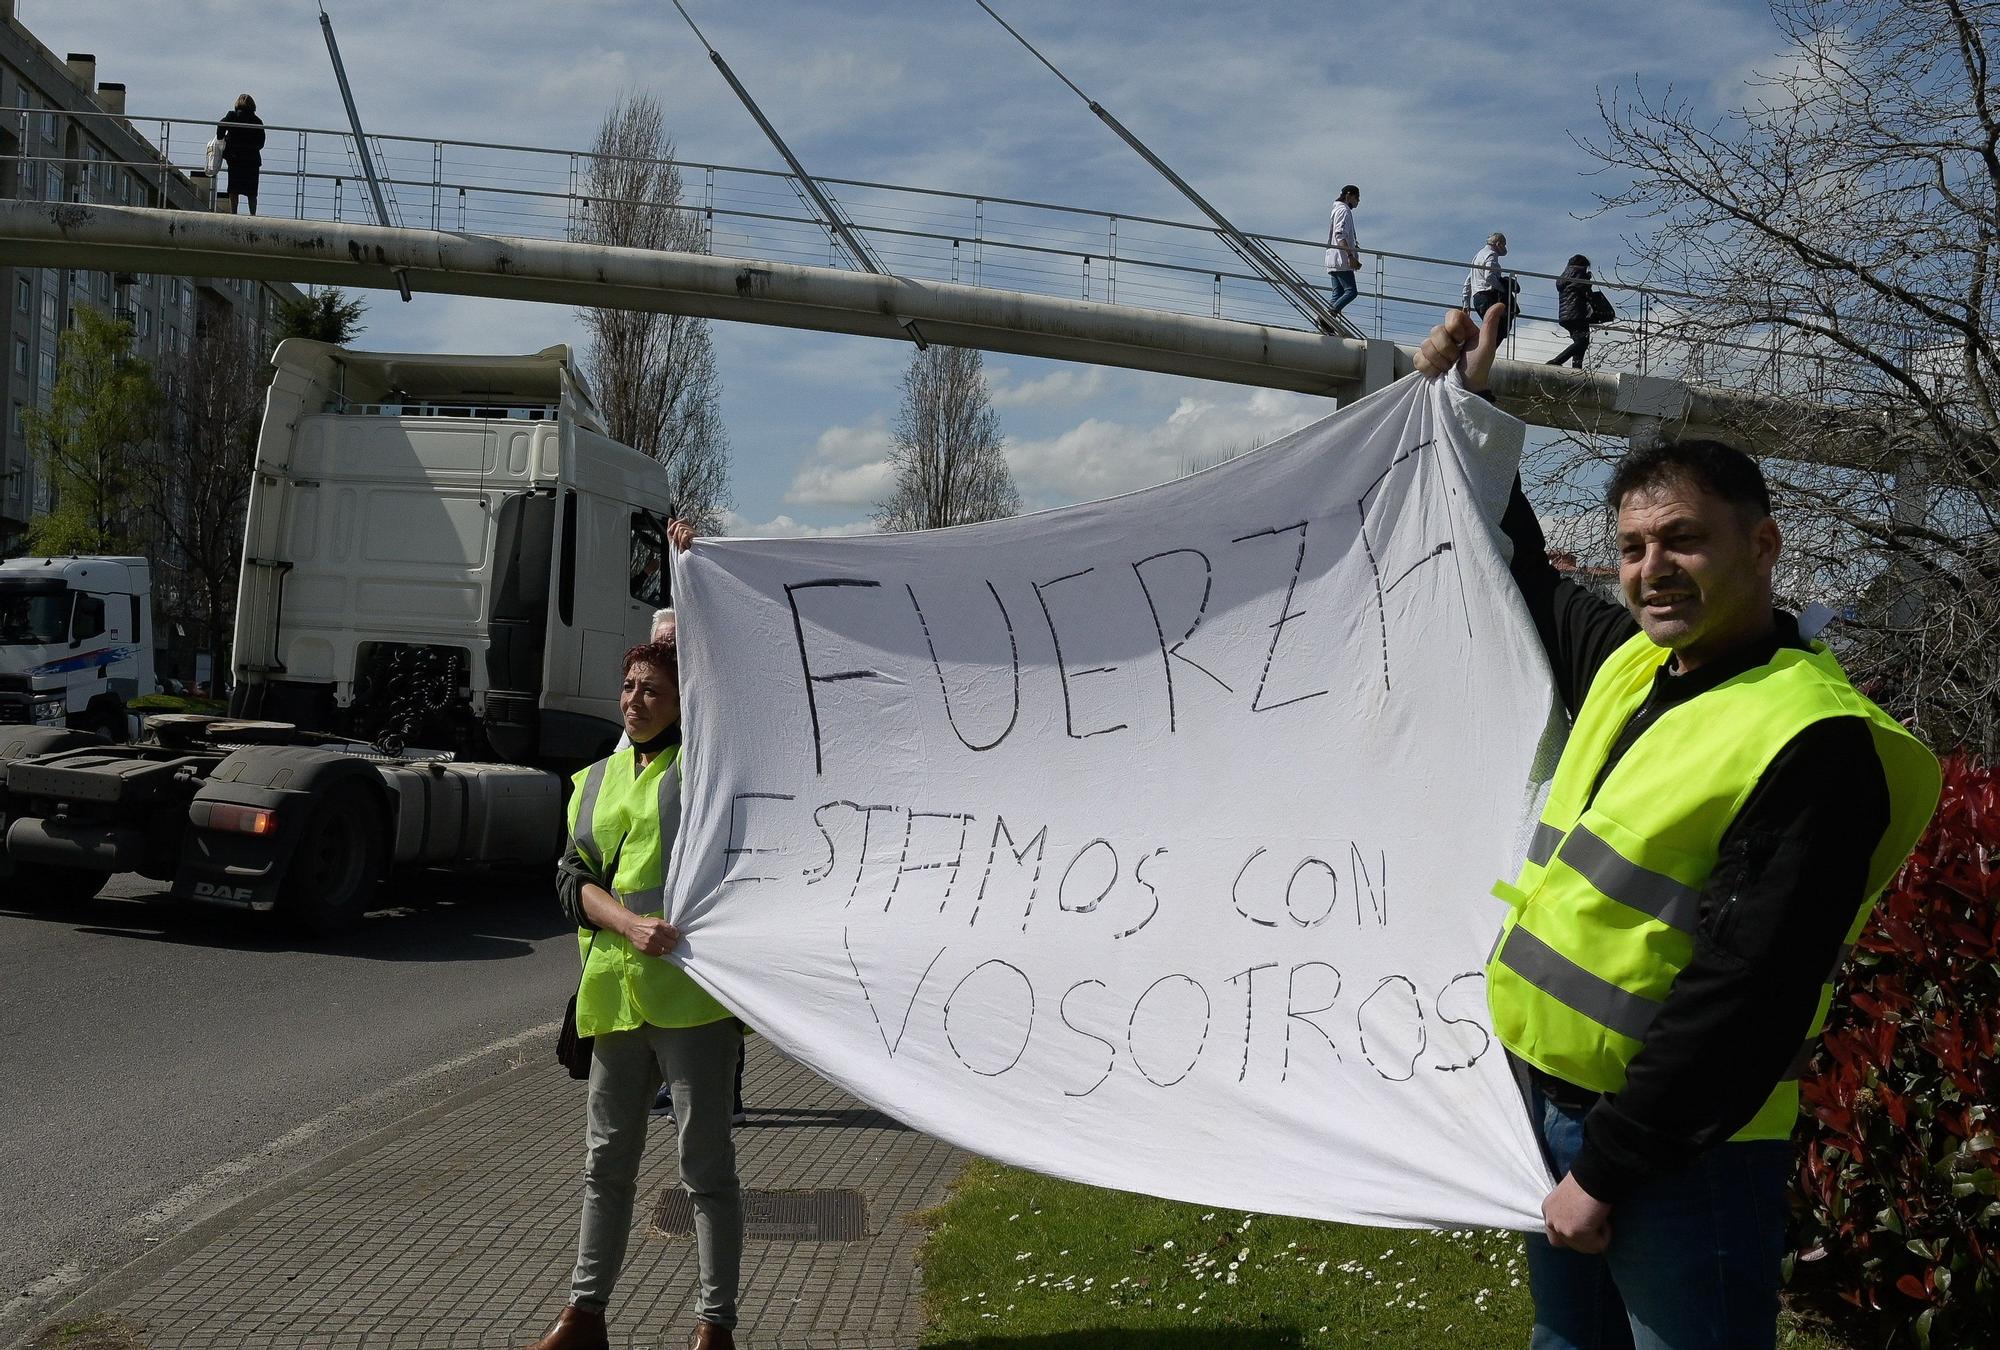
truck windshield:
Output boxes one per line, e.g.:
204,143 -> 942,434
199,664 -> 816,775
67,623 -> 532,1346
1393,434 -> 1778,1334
0,581 -> 70,645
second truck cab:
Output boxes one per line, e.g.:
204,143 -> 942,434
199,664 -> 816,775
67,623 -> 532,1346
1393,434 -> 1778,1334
0,556 -> 155,737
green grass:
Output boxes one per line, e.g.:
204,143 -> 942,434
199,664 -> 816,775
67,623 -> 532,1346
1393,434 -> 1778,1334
916,1160 -> 1858,1349
25,1315 -> 148,1350
918,1158 -> 1529,1348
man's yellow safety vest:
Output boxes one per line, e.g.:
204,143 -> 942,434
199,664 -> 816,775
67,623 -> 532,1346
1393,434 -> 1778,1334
568,745 -> 731,1037
1486,631 -> 1940,1140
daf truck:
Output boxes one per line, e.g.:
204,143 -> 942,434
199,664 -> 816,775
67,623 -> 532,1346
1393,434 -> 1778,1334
0,340 -> 676,932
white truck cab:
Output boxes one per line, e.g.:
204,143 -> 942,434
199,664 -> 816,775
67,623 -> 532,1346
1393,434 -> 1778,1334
0,556 -> 155,737
230,339 -> 671,764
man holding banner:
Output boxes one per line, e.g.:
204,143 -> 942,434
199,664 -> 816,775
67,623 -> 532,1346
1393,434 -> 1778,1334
1416,312 -> 1940,1350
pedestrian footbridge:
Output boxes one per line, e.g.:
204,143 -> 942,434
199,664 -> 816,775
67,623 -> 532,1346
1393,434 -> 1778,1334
2,109 -> 1889,466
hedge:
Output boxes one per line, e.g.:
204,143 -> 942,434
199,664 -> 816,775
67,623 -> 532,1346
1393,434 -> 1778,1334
1794,752 -> 2000,1346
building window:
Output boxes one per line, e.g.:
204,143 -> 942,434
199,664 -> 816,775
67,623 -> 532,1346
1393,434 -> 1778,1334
137,307 -> 151,337
8,403 -> 21,438
42,107 -> 56,141
17,158 -> 33,195
14,276 -> 27,313
40,293 -> 54,328
11,339 -> 25,376
38,351 -> 56,389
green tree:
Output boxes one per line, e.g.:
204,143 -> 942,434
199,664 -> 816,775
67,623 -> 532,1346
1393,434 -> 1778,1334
272,288 -> 368,347
23,309 -> 157,554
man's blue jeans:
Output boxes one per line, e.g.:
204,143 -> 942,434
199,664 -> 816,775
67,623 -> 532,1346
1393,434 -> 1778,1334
1526,1084 -> 1792,1350
1327,269 -> 1359,315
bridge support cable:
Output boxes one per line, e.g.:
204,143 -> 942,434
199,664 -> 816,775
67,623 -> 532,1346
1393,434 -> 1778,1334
318,4 -> 410,300
972,0 -> 1357,340
669,0 -> 925,348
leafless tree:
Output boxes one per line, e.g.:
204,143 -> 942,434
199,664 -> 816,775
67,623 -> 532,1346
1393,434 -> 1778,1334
1557,0 -> 2000,753
875,345 -> 1020,531
575,92 -> 731,532
146,317 -> 263,687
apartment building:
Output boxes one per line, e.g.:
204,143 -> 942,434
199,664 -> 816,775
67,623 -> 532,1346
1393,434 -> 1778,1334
0,0 -> 300,552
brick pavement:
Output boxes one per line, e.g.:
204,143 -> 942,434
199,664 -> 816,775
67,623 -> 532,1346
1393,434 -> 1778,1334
65,1039 -> 967,1349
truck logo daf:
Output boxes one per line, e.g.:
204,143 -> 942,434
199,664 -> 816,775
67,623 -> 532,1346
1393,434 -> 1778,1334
192,881 -> 256,901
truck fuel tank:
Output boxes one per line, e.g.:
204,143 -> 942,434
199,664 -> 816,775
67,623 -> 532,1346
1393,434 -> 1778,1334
376,759 -> 562,868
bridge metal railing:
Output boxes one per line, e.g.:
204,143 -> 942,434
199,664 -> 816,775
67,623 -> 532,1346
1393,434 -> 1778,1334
9,107 -> 1863,399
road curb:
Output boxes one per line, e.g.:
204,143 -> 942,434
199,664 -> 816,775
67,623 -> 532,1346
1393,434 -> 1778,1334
18,1053 -> 548,1348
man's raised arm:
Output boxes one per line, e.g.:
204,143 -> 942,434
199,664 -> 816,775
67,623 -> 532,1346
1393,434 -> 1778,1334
1415,311 -> 1636,713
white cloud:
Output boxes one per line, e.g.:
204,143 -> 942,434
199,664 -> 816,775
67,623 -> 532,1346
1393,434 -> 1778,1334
719,510 -> 877,539
987,364 -> 1107,409
783,415 -> 896,508
1006,384 -> 1329,506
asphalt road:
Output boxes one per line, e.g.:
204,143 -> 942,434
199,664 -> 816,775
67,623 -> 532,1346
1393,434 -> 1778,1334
0,869 -> 576,1346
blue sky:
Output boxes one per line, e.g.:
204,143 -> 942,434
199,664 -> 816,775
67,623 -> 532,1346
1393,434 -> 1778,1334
29,0 -> 1793,534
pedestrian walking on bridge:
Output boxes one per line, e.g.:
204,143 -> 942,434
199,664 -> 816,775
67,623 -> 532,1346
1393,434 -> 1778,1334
1547,255 -> 1595,369
1324,184 -> 1362,319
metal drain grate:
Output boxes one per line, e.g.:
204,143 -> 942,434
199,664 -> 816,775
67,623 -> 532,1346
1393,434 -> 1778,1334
653,1187 -> 870,1241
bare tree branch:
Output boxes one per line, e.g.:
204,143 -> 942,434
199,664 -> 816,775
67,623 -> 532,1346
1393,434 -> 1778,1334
1565,0 -> 2000,753
575,92 -> 732,533
146,317 -> 262,686
875,346 -> 1020,532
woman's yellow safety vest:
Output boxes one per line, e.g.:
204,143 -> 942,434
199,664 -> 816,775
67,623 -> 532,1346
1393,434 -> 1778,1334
1486,631 -> 1940,1140
567,745 -> 731,1036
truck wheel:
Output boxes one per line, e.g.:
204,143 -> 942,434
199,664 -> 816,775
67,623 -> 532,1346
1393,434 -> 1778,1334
281,784 -> 386,936
10,862 -> 109,910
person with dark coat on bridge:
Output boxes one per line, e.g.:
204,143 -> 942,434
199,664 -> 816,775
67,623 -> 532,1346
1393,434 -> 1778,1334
1548,254 -> 1594,369
217,94 -> 264,215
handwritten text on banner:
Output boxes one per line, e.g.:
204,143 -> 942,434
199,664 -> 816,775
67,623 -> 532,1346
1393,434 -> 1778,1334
668,375 -> 1554,1230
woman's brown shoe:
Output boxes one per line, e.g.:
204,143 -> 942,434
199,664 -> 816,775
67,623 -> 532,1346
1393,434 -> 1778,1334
525,1305 -> 609,1350
687,1322 -> 735,1350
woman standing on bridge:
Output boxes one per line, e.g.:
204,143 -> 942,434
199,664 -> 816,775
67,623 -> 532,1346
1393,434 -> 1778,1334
216,94 -> 264,215
530,636 -> 743,1350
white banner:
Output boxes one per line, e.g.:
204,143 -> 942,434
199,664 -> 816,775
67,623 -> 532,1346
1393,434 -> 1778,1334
668,374 -> 1555,1230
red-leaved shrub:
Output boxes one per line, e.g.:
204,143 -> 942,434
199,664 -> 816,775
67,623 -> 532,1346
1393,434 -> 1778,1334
1793,752 -> 2000,1346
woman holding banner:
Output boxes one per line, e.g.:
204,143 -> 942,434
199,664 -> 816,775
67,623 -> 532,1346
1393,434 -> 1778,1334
528,634 -> 742,1350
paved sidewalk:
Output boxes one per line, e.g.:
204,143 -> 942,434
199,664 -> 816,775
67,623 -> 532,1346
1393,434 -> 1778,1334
46,1039 -> 966,1349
